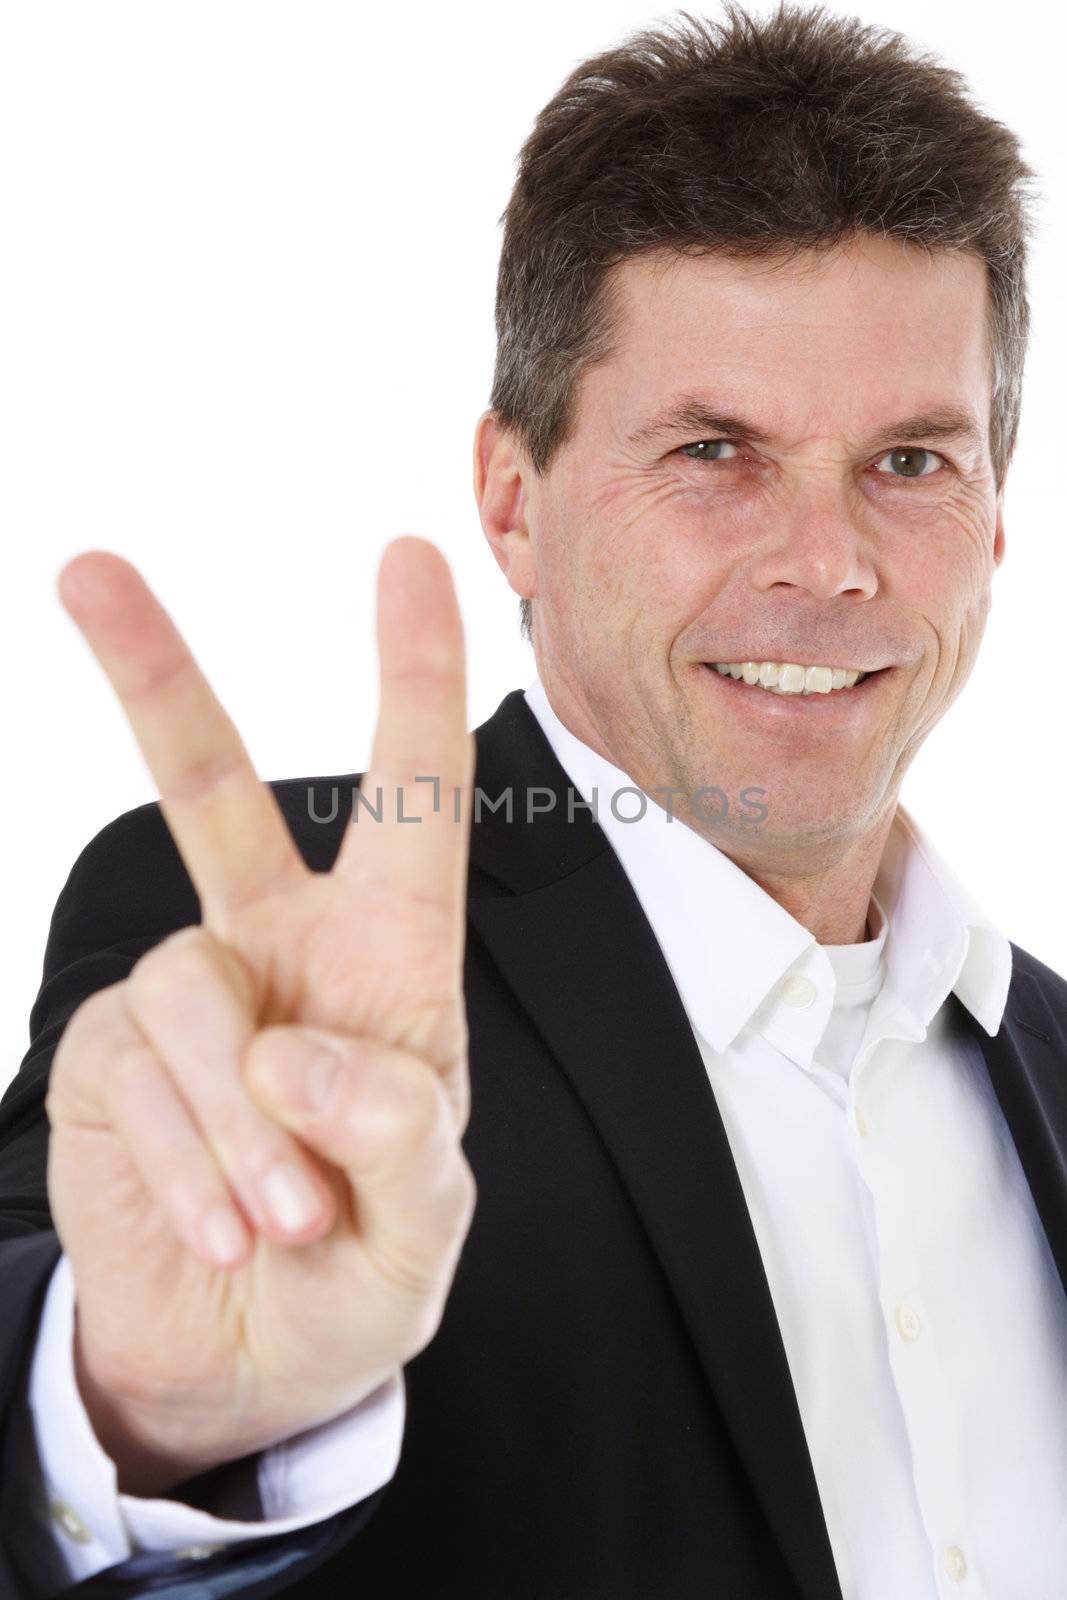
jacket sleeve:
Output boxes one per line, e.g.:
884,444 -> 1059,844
0,800 -> 395,1599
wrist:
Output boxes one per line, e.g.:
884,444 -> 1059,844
73,1331 -> 233,1497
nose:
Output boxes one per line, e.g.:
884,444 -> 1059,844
745,497 -> 878,602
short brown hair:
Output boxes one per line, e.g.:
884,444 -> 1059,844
489,3 -> 1041,644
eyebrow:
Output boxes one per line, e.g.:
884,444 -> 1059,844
624,396 -> 987,457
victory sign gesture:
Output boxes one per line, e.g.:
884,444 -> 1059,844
45,537 -> 477,1496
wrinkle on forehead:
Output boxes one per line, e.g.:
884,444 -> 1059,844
585,237 -> 991,453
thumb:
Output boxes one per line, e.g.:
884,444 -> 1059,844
245,1027 -> 345,1119
244,1023 -> 475,1291
244,1024 -> 457,1185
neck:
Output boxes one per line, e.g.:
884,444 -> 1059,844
703,806 -> 896,946
529,666 -> 895,947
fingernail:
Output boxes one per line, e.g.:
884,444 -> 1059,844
303,1044 -> 342,1113
201,1204 -> 249,1265
262,1160 -> 322,1233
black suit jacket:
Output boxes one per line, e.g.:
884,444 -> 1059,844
3,687 -> 1067,1600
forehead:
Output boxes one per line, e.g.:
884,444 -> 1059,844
588,236 -> 991,433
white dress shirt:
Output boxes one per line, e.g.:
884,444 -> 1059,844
525,673 -> 1067,1599
24,671 -> 1067,1597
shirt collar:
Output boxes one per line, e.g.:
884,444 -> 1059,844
522,675 -> 1012,1053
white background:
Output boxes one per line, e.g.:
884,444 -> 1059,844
1,1 -> 1063,1091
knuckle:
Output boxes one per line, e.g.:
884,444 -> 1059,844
195,1094 -> 248,1153
107,1037 -> 159,1096
190,1091 -> 285,1184
150,923 -> 214,974
450,1068 -> 472,1138
387,1062 -> 452,1145
56,982 -> 123,1056
42,1075 -> 62,1124
162,1172 -> 212,1232
245,1023 -> 311,1078
348,1057 -> 447,1156
144,923 -> 244,990
369,1242 -> 440,1303
126,926 -> 256,1030
438,1150 -> 478,1231
127,928 -> 209,1006
457,1154 -> 478,1217
47,982 -> 135,1115
425,1134 -> 472,1195
162,924 -> 209,955
414,1133 -> 478,1237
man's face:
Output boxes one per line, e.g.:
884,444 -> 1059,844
479,235 -> 1005,867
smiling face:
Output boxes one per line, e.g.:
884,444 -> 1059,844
477,234 -> 1006,875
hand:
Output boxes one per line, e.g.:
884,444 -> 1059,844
45,538 -> 477,1495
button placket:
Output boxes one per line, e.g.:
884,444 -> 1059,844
860,1035 -> 978,1597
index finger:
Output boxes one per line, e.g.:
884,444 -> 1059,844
58,551 -> 308,930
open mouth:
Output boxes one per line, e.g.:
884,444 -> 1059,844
701,661 -> 891,700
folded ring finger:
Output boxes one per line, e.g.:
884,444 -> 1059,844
124,926 -> 337,1242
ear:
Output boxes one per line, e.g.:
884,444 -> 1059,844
993,481 -> 1006,569
472,411 -> 537,602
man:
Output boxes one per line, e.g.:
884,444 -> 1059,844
1,2 -> 1062,1597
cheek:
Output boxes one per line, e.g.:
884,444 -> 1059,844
896,496 -> 996,630
579,474 -> 725,623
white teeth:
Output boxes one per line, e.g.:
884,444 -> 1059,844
711,661 -> 869,695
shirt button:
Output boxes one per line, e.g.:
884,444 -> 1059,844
856,1110 -> 869,1137
895,1302 -> 922,1342
779,974 -> 816,1008
50,1499 -> 93,1544
174,1544 -> 225,1560
941,1544 -> 968,1581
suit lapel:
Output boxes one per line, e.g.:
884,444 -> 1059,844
956,967 -> 1067,1298
467,691 -> 844,1600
